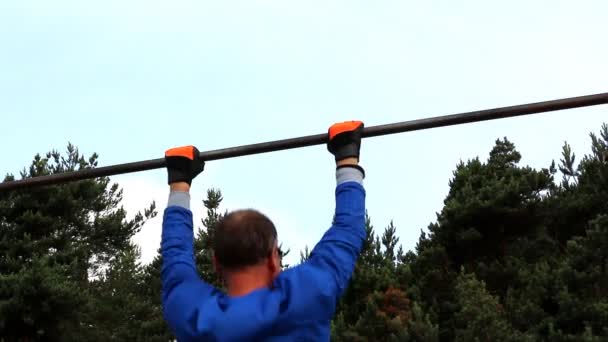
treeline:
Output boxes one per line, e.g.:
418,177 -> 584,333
1,124 -> 607,341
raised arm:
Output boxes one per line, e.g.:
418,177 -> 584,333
274,121 -> 367,321
309,159 -> 366,292
160,146 -> 216,339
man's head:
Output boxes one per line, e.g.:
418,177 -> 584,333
213,209 -> 281,294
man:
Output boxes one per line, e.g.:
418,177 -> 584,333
161,121 -> 366,341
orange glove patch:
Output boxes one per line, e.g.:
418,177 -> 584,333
165,145 -> 197,160
329,121 -> 363,140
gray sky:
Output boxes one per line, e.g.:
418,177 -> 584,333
1,1 -> 606,265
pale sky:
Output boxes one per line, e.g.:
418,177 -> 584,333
1,1 -> 607,265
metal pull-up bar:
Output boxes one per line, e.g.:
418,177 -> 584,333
1,92 -> 607,192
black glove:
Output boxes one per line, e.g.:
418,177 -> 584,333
165,145 -> 205,185
327,121 -> 364,161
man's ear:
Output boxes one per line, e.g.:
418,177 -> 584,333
267,250 -> 280,275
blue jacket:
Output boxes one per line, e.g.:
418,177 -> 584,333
161,181 -> 366,341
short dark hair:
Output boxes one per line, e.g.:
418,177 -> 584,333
213,209 -> 278,270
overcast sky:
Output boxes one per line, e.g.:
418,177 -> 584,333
1,1 -> 606,265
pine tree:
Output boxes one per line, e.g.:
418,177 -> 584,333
88,243 -> 172,341
194,188 -> 224,288
0,144 -> 155,340
141,254 -> 175,341
453,270 -> 528,342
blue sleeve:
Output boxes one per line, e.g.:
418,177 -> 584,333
273,180 -> 366,321
161,205 -> 218,340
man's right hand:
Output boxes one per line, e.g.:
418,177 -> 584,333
165,145 -> 205,185
327,121 -> 364,164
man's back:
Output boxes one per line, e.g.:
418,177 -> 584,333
164,270 -> 333,341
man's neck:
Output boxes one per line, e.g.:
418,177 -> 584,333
225,266 -> 271,297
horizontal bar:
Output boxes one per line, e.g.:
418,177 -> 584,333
1,92 -> 607,192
